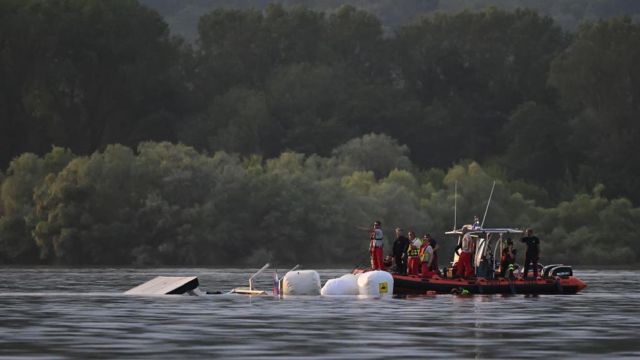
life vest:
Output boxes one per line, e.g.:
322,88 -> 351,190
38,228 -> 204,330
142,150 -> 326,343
408,247 -> 419,257
370,229 -> 384,247
461,234 -> 474,253
419,245 -> 432,263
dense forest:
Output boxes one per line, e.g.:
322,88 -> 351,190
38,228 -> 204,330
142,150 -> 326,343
1,0 -> 639,266
141,0 -> 640,40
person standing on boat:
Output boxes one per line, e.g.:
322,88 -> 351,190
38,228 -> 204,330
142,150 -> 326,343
419,235 -> 435,278
456,227 -> 475,278
369,221 -> 384,270
472,216 -> 481,230
406,230 -> 421,275
521,228 -> 540,278
424,234 -> 440,273
499,238 -> 517,278
392,228 -> 410,275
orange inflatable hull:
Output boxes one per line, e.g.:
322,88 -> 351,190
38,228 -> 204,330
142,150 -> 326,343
353,269 -> 587,295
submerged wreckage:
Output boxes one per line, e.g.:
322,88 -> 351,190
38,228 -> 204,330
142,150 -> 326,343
125,263 -> 394,297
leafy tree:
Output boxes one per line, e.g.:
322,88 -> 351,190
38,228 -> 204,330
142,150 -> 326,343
266,63 -> 354,155
500,102 -> 572,188
332,133 -> 412,178
179,87 -> 271,155
0,0 -> 185,166
324,5 -> 389,79
549,17 -> 640,202
395,9 -> 568,166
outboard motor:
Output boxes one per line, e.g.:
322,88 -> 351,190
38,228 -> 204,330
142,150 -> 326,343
550,265 -> 573,277
543,264 -> 563,278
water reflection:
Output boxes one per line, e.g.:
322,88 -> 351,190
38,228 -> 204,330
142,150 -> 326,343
0,268 -> 638,359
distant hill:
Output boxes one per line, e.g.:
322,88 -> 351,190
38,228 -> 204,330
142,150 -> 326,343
141,0 -> 640,40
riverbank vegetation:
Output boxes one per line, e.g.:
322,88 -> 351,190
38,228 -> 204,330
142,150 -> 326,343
1,138 -> 638,266
1,1 -> 639,265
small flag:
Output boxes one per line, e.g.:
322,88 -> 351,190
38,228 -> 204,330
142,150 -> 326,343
272,271 -> 280,296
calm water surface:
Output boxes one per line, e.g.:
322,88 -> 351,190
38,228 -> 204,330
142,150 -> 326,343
0,268 -> 638,359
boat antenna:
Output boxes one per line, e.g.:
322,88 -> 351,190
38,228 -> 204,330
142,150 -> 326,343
453,181 -> 458,231
481,180 -> 496,228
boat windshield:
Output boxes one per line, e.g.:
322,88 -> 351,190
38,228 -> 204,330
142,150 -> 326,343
445,227 -> 523,276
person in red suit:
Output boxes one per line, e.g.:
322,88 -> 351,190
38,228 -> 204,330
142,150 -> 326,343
455,227 -> 475,279
368,221 -> 384,270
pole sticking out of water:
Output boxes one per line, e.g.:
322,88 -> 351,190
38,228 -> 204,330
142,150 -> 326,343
249,263 -> 270,290
481,181 -> 496,228
278,264 -> 301,295
286,264 -> 301,273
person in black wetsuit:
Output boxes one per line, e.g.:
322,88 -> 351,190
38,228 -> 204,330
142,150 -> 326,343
520,228 -> 540,278
392,228 -> 410,275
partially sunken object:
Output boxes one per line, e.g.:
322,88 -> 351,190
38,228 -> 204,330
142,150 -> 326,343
125,276 -> 199,295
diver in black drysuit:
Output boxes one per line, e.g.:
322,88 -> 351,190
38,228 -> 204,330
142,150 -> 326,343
392,229 -> 410,275
521,228 -> 540,278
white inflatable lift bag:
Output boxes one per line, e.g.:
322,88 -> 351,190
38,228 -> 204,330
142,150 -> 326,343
320,274 -> 359,296
357,271 -> 394,297
282,270 -> 321,295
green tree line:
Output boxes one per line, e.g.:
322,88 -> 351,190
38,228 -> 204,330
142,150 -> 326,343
1,137 -> 638,266
1,1 -> 639,265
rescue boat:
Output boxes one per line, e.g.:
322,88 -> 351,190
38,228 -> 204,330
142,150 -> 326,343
355,227 -> 587,295
390,270 -> 587,295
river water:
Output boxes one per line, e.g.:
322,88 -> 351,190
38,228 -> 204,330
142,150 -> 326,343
0,268 -> 638,359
